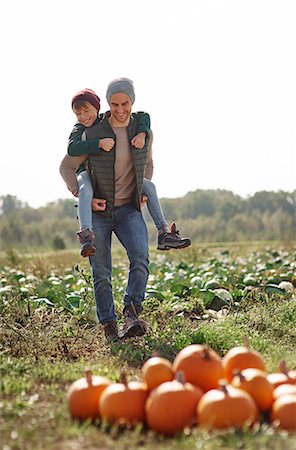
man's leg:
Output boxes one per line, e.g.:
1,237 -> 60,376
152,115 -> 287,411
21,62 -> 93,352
89,212 -> 118,340
114,204 -> 149,338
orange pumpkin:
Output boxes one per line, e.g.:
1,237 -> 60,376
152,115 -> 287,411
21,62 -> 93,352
99,371 -> 148,425
145,371 -> 203,436
231,368 -> 273,412
172,344 -> 223,391
273,384 -> 296,400
141,356 -> 174,391
267,372 -> 290,389
67,369 -> 111,420
267,360 -> 295,389
197,382 -> 259,429
222,343 -> 265,382
288,369 -> 296,384
271,394 -> 296,430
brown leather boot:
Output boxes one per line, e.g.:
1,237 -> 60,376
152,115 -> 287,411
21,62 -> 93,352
77,229 -> 96,257
157,222 -> 191,251
103,320 -> 119,342
118,303 -> 147,339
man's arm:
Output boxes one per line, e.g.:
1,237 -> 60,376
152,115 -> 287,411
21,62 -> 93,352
59,154 -> 87,196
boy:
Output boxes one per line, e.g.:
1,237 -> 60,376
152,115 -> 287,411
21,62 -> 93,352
60,87 -> 191,256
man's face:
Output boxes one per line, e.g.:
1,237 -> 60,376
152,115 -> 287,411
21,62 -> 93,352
73,101 -> 98,127
109,93 -> 132,126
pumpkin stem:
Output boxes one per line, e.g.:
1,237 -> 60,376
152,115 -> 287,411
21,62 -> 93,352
85,369 -> 93,386
279,359 -> 288,375
175,371 -> 186,384
243,336 -> 250,348
201,346 -> 211,360
232,369 -> 244,381
152,351 -> 159,357
120,369 -> 128,386
218,379 -> 229,395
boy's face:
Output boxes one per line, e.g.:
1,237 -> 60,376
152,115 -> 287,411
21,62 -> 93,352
109,93 -> 132,126
73,101 -> 98,127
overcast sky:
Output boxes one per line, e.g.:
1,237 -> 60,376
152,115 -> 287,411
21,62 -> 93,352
1,0 -> 295,207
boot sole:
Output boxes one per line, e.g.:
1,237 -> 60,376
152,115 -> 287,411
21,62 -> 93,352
157,240 -> 191,251
119,320 -> 147,339
81,247 -> 96,257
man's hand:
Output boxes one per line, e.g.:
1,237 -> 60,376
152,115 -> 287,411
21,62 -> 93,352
99,138 -> 115,152
140,194 -> 148,209
92,198 -> 107,211
131,132 -> 146,149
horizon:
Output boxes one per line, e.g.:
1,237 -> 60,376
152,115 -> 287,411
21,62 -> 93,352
1,0 -> 295,208
1,186 -> 295,210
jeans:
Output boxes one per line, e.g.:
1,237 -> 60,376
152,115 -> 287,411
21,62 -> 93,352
143,178 -> 167,231
77,170 -> 93,230
89,203 -> 149,324
77,171 -> 167,232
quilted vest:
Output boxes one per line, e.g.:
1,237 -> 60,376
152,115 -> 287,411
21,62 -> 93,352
86,115 -> 149,217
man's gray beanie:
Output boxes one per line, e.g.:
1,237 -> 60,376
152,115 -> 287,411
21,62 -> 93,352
106,78 -> 135,105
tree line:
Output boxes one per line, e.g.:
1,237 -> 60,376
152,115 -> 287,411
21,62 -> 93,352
0,189 -> 295,251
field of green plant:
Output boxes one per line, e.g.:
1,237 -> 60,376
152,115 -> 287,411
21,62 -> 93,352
1,242 -> 296,450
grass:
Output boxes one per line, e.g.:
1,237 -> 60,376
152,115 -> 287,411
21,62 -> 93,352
1,243 -> 296,449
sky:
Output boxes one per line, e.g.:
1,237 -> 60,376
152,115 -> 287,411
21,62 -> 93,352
1,0 -> 295,208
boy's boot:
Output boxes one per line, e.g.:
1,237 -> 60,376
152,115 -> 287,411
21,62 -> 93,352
76,228 -> 96,257
157,222 -> 191,251
103,320 -> 119,343
118,303 -> 147,339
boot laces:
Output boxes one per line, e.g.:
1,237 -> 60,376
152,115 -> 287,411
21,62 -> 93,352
169,222 -> 180,236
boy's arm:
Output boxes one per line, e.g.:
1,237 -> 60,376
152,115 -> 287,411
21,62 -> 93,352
131,111 -> 151,148
67,122 -> 100,156
132,111 -> 151,135
144,130 -> 154,180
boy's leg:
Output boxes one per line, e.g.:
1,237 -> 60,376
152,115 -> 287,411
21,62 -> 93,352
77,170 -> 93,230
143,178 -> 168,231
76,170 -> 96,257
143,178 -> 191,251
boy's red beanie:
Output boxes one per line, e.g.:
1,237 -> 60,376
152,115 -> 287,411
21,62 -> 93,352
71,88 -> 100,111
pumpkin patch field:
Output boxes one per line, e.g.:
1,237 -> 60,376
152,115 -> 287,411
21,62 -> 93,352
1,242 -> 296,449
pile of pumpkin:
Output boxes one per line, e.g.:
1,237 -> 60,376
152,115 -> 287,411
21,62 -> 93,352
67,343 -> 296,436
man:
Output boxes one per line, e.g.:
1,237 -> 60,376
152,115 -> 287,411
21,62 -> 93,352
86,78 -> 151,342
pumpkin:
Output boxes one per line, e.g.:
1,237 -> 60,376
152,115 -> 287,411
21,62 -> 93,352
267,372 -> 290,389
141,356 -> 174,391
288,369 -> 296,384
273,384 -> 296,400
267,360 -> 295,389
172,344 -> 223,391
145,371 -> 203,436
222,340 -> 265,382
197,381 -> 259,429
99,371 -> 148,425
271,394 -> 296,430
231,368 -> 273,412
67,369 -> 111,420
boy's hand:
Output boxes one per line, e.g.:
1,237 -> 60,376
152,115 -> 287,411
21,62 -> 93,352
99,138 -> 115,152
131,132 -> 146,149
92,198 -> 107,211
